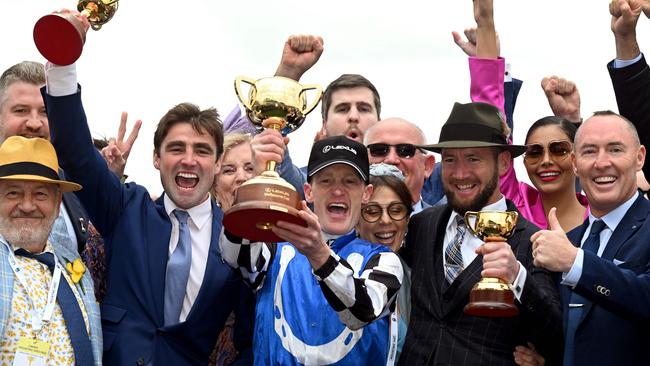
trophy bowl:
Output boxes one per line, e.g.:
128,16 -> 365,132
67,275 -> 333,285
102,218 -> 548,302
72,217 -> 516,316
463,210 -> 519,317
222,76 -> 322,242
34,0 -> 118,65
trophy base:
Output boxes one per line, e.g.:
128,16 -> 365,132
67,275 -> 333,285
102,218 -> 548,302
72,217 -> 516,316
34,13 -> 86,66
463,277 -> 519,317
222,171 -> 306,243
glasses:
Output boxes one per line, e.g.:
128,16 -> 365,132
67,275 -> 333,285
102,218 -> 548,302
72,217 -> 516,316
367,143 -> 423,159
523,140 -> 572,164
361,202 -> 410,223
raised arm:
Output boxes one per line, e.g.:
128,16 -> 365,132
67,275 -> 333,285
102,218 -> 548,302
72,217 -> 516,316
223,34 -> 323,134
607,0 -> 650,179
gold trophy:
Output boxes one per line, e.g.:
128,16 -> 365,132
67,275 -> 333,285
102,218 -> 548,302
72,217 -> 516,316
463,210 -> 519,317
34,0 -> 119,65
222,76 -> 322,242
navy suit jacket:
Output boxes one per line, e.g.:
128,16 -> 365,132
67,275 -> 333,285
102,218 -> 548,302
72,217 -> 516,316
563,193 -> 650,366
44,88 -> 254,365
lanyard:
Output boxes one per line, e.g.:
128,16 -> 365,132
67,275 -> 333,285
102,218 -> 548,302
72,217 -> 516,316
386,304 -> 399,366
5,244 -> 62,332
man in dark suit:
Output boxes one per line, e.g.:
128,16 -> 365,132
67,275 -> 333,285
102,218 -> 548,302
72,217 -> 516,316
398,102 -> 562,366
39,16 -> 254,364
532,110 -> 650,366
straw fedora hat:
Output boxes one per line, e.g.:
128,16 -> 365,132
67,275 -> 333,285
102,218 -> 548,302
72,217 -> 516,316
420,102 -> 527,157
0,136 -> 81,192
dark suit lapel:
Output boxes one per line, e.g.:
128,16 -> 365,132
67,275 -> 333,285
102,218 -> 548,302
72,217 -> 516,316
580,195 -> 649,322
600,194 -> 649,261
427,207 -> 453,318
148,194 -> 172,324
441,256 -> 482,317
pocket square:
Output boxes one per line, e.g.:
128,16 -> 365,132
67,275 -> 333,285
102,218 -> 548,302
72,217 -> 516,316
613,259 -> 626,266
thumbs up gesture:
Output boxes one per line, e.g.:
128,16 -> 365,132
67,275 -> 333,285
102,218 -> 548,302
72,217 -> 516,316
530,208 -> 579,272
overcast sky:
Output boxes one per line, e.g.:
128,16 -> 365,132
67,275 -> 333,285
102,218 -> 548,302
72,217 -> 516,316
2,0 -> 647,193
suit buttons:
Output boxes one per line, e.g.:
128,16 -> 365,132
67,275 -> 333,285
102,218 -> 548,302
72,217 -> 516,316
595,285 -> 611,296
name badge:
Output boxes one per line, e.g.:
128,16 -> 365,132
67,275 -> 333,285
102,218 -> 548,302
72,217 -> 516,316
13,338 -> 49,366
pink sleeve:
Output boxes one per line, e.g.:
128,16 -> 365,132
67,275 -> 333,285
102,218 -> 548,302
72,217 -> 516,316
469,56 -> 525,208
469,57 -> 505,117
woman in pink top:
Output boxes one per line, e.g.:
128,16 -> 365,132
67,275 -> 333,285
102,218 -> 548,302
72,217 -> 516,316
465,37 -> 588,231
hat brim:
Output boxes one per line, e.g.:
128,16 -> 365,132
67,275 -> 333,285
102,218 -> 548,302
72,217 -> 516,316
0,174 -> 82,192
420,140 -> 526,157
308,160 -> 368,182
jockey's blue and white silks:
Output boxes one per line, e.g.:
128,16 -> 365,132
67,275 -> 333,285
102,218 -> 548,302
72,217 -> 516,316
253,232 -> 392,366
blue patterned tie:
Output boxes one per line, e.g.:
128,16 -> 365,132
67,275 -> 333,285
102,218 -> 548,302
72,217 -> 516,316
164,209 -> 192,325
445,216 -> 466,283
563,219 -> 607,366
14,249 -> 94,366
49,211 -> 75,251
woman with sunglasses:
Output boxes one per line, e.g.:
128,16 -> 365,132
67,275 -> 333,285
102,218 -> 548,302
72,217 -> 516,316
456,1 -> 588,232
356,164 -> 413,363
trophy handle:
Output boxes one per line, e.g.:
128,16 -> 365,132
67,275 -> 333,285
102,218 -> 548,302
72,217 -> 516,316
234,76 -> 257,111
464,211 -> 480,237
298,84 -> 323,115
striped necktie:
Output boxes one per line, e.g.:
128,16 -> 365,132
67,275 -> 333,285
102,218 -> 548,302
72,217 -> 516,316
445,215 -> 466,283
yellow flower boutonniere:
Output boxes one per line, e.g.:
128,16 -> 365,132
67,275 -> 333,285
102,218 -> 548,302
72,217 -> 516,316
63,257 -> 86,295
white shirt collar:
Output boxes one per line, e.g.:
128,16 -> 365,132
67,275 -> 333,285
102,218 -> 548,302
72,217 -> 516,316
588,191 -> 639,232
163,193 -> 213,230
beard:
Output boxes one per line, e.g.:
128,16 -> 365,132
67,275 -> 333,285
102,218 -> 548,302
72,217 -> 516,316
0,209 -> 57,251
443,169 -> 499,216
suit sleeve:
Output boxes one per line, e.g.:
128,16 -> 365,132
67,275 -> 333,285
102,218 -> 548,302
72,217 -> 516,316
608,55 -> 650,179
515,225 -> 564,366
43,87 -> 128,238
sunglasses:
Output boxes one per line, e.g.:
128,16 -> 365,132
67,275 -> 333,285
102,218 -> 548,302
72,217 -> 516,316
361,202 -> 410,223
367,143 -> 423,159
523,140 -> 572,164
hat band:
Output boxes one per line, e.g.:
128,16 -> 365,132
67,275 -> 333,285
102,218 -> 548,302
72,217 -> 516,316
439,123 -> 507,145
0,162 -> 59,180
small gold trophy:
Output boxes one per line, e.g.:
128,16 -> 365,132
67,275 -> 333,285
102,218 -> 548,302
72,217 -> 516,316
463,210 -> 519,317
34,0 -> 119,65
222,76 -> 322,242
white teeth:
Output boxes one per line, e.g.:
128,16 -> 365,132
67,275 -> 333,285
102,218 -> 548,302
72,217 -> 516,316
457,184 -> 474,191
178,172 -> 198,179
594,176 -> 616,183
539,172 -> 560,177
375,232 -> 395,239
329,203 -> 348,210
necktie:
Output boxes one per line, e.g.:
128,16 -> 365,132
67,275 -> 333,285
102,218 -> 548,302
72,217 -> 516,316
49,210 -> 75,251
14,249 -> 94,366
563,219 -> 607,366
164,209 -> 192,325
445,216 -> 466,283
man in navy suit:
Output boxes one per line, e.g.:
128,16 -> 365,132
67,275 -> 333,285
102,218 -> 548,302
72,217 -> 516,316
532,110 -> 650,366
39,15 -> 254,364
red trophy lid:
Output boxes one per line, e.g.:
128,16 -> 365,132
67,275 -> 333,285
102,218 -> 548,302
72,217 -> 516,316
34,13 -> 85,66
